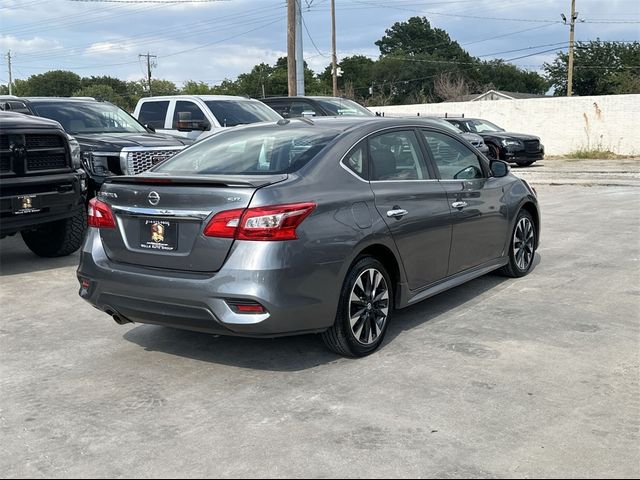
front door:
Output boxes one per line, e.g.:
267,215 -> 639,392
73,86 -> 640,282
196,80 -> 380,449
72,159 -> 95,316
420,129 -> 510,275
368,129 -> 452,290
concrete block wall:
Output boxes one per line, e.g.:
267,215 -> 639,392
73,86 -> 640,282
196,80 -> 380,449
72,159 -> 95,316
369,94 -> 640,156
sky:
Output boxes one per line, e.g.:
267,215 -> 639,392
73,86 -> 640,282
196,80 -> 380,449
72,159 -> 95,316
1,0 -> 638,88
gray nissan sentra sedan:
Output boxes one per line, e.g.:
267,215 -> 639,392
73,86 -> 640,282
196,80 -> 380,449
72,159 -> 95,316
78,117 -> 539,357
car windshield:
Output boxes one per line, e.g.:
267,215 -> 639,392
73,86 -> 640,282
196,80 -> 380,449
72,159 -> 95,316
153,124 -> 339,175
314,98 -> 374,117
431,118 -> 464,134
462,119 -> 504,133
30,101 -> 147,135
204,100 -> 281,127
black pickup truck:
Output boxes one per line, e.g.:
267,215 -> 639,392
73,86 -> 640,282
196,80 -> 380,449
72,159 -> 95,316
0,97 -> 192,196
0,112 -> 87,257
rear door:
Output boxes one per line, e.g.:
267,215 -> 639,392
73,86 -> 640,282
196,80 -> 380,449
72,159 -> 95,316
420,129 -> 509,275
367,129 -> 452,290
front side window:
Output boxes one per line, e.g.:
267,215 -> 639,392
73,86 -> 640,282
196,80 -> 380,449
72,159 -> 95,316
154,125 -> 339,175
172,101 -> 207,129
138,100 -> 169,129
31,102 -> 147,135
368,130 -> 428,181
422,130 -> 484,180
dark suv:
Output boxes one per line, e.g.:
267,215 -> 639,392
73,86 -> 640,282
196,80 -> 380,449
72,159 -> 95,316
444,117 -> 544,167
1,112 -> 87,257
2,97 -> 193,195
261,96 -> 374,118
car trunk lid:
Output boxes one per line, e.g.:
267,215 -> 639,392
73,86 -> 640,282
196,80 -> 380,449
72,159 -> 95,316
97,174 -> 286,272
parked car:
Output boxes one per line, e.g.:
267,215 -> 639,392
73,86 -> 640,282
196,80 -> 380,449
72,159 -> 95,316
77,117 -> 540,357
134,95 -> 282,141
428,117 -> 490,155
261,96 -> 374,118
5,97 -> 193,196
444,117 -> 544,166
1,112 -> 87,257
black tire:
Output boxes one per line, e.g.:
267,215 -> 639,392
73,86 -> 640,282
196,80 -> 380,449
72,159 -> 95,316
487,143 -> 500,160
515,160 -> 535,167
22,207 -> 87,258
322,256 -> 393,357
499,209 -> 536,278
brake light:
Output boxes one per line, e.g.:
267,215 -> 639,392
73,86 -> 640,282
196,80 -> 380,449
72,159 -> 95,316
204,202 -> 316,241
88,198 -> 116,229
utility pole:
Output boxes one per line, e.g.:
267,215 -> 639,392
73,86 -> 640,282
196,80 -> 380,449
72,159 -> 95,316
566,0 -> 577,96
6,50 -> 13,96
295,0 -> 305,96
331,0 -> 338,96
139,52 -> 157,96
287,0 -> 297,96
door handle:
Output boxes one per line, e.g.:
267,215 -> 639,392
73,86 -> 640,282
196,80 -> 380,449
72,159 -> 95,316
386,209 -> 408,219
451,201 -> 468,209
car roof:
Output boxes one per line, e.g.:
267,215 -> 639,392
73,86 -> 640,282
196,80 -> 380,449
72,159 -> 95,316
139,95 -> 260,102
24,97 -> 101,103
235,116 -> 453,134
262,96 -> 354,102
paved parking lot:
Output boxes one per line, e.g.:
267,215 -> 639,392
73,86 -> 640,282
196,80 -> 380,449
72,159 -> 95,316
1,159 -> 639,478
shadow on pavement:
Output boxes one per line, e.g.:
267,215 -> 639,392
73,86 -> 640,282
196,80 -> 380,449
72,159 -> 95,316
123,254 -> 541,372
0,235 -> 80,277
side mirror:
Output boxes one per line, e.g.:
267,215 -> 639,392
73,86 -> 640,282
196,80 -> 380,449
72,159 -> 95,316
145,124 -> 156,133
302,110 -> 316,118
490,159 -> 509,178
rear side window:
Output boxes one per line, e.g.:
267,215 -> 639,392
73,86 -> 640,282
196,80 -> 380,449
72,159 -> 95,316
138,101 -> 169,129
288,101 -> 319,118
204,100 -> 281,126
154,125 -> 339,175
342,142 -> 367,179
265,102 -> 291,118
368,130 -> 428,181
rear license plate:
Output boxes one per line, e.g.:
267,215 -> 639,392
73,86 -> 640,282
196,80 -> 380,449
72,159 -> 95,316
13,194 -> 42,215
139,219 -> 178,251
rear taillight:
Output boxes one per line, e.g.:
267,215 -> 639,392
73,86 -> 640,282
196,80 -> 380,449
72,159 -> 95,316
204,202 -> 316,241
88,198 -> 116,229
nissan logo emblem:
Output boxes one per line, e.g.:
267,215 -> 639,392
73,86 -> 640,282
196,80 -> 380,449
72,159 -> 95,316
148,191 -> 160,206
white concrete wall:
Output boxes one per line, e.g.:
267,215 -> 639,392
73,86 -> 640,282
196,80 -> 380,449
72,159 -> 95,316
369,94 -> 640,156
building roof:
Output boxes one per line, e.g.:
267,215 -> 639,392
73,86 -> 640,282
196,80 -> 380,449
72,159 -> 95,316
444,89 -> 548,102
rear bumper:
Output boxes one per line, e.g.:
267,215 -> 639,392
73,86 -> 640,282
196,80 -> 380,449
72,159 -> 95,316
77,229 -> 343,337
0,171 -> 86,236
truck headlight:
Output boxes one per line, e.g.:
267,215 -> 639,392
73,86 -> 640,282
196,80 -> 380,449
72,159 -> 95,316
67,134 -> 82,169
81,151 -> 110,174
501,139 -> 522,147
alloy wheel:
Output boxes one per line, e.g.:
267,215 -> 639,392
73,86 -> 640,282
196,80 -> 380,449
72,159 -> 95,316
349,268 -> 390,345
513,217 -> 535,271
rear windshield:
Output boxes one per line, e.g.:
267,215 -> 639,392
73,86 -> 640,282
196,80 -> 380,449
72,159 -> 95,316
153,124 -> 339,175
204,100 -> 281,127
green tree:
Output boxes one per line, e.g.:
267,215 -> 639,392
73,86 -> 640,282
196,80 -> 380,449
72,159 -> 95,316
73,84 -> 124,107
544,40 -> 640,95
320,55 -> 376,100
475,60 -> 548,94
19,70 -> 82,96
182,80 -> 214,95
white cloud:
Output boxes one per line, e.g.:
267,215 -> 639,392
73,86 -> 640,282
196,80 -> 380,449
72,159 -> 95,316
0,35 -> 63,53
85,41 -> 135,56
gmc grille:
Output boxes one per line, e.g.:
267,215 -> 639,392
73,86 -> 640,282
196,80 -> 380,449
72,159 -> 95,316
123,148 -> 184,175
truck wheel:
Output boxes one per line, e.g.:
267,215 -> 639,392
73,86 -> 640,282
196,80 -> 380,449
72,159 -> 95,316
22,208 -> 87,258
